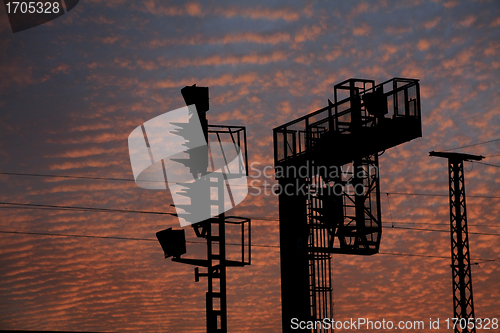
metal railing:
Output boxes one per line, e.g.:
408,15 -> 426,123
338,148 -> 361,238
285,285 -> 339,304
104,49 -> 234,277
273,78 -> 420,165
208,125 -> 248,177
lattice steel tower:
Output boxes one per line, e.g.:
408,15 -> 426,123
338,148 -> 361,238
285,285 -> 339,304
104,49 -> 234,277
430,151 -> 484,333
273,78 -> 422,332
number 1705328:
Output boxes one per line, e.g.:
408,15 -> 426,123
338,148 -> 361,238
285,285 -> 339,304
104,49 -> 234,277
5,2 -> 61,14
445,318 -> 498,330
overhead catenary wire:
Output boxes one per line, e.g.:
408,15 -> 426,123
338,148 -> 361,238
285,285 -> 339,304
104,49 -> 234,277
442,138 -> 500,152
383,225 -> 500,237
0,201 -> 177,216
384,192 -> 500,199
471,161 -> 500,168
0,230 -> 273,247
2,202 -> 500,230
1,230 -> 498,263
1,170 -> 499,262
2,171 -> 500,199
0,171 -> 134,182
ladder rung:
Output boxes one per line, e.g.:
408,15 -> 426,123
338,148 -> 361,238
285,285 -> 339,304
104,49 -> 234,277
209,310 -> 222,315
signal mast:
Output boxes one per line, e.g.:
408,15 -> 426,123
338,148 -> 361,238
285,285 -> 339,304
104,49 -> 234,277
156,85 -> 251,333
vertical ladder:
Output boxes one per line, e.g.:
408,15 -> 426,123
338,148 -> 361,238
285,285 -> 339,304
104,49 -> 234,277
307,175 -> 334,332
206,175 -> 227,332
307,191 -> 318,322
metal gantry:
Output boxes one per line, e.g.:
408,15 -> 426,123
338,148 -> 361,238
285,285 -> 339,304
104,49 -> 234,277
274,78 -> 422,332
430,151 -> 484,333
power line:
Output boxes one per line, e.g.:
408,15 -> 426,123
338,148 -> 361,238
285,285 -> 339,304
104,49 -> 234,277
0,230 -> 276,248
245,215 -> 500,228
442,138 -> 500,152
384,192 -> 500,199
382,221 -> 500,227
0,171 -> 260,187
0,230 -> 158,242
472,161 -> 500,168
472,258 -> 500,264
378,252 -> 500,264
378,252 -> 449,260
3,171 -> 500,199
2,204 -> 500,230
1,230 -> 498,262
0,202 -> 177,216
0,171 -> 134,182
0,202 -> 281,222
387,225 -> 500,237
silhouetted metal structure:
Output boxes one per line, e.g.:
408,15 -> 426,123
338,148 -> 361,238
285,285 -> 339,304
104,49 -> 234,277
169,214 -> 251,333
157,85 -> 251,333
274,78 -> 422,332
429,151 -> 483,333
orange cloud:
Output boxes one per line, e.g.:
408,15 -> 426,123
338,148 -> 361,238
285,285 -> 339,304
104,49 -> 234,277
417,39 -> 431,51
294,25 -> 323,43
490,16 -> 500,27
455,15 -> 476,28
423,17 -> 441,29
353,23 -> 371,36
214,6 -> 301,22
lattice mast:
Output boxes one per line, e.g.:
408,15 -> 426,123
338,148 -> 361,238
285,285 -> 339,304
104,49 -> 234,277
430,151 -> 484,333
274,78 -> 422,332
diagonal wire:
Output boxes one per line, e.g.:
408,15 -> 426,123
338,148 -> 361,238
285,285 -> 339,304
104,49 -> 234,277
1,230 -> 499,262
0,201 -> 177,216
442,138 -> 500,152
472,161 -> 500,168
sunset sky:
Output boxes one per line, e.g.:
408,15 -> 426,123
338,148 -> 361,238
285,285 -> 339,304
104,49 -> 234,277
0,1 -> 499,332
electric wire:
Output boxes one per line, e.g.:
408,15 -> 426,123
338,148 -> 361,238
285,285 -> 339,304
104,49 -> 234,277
442,138 -> 500,152
384,225 -> 500,237
1,230 -> 498,263
2,171 -> 500,199
0,171 -> 133,182
472,161 -> 500,168
2,203 -> 500,230
1,172 -> 500,261
0,201 -> 177,216
383,192 -> 500,199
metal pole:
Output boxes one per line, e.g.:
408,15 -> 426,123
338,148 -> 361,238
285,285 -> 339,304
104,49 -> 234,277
430,151 -> 483,333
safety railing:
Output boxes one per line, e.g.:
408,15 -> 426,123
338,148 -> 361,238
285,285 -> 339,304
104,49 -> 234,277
208,125 -> 248,177
273,78 -> 420,165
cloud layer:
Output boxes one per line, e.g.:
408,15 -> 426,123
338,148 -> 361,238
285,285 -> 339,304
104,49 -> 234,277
0,1 -> 499,332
